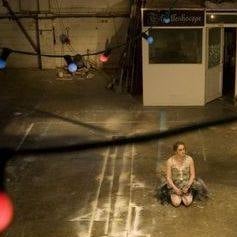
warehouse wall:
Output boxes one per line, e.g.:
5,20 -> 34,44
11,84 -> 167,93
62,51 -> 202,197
0,18 -> 38,67
0,0 -> 130,69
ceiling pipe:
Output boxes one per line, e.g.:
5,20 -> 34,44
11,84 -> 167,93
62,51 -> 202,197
0,12 -> 130,19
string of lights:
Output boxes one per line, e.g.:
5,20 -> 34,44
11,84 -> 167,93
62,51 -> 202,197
0,1 -> 180,73
0,27 -> 153,73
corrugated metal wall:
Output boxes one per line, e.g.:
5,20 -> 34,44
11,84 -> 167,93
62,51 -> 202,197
0,0 -> 129,69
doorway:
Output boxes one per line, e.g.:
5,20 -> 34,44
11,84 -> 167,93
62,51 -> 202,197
205,27 -> 223,103
223,28 -> 236,97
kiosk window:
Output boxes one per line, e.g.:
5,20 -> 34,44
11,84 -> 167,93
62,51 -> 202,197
149,29 -> 202,64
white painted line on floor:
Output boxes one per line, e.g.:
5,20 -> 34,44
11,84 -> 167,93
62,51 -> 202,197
16,123 -> 34,151
126,144 -> 135,234
68,212 -> 91,222
117,145 -> 130,196
104,147 -> 118,235
132,206 -> 143,234
126,145 -> 151,237
199,129 -> 207,162
88,147 -> 110,237
110,145 -> 131,236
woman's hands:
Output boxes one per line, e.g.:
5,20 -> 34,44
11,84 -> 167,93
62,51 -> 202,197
182,186 -> 190,194
174,187 -> 182,195
173,186 -> 190,196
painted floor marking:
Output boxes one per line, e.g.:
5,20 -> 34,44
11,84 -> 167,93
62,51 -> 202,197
88,147 -> 110,237
105,147 -> 118,235
16,123 -> 34,151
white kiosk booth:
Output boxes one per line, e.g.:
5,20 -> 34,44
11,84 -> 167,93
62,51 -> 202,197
142,8 -> 237,106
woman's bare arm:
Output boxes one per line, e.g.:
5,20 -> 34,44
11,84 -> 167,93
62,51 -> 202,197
187,157 -> 195,188
183,157 -> 195,193
166,158 -> 181,195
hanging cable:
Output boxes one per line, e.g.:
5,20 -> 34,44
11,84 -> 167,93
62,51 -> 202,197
0,27 -> 152,73
0,26 -> 152,60
0,1 -> 177,68
0,0 -> 154,72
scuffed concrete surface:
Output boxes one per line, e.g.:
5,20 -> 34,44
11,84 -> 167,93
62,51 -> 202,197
0,69 -> 237,237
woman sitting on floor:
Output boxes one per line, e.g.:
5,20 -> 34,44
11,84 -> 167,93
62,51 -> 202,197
156,141 -> 208,207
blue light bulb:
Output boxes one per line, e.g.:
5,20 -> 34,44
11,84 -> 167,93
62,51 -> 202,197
0,59 -> 7,69
68,63 -> 77,73
163,16 -> 171,24
147,36 -> 154,44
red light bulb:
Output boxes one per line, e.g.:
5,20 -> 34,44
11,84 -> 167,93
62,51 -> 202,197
99,54 -> 109,62
0,192 -> 13,233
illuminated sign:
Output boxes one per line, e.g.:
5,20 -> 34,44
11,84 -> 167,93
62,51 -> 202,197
143,10 -> 205,27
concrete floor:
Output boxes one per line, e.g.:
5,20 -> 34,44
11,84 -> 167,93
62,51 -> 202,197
0,69 -> 237,237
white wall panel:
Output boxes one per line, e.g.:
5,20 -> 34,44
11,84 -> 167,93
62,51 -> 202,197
142,28 -> 206,106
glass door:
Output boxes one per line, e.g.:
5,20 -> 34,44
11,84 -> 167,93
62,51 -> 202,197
205,27 -> 223,103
